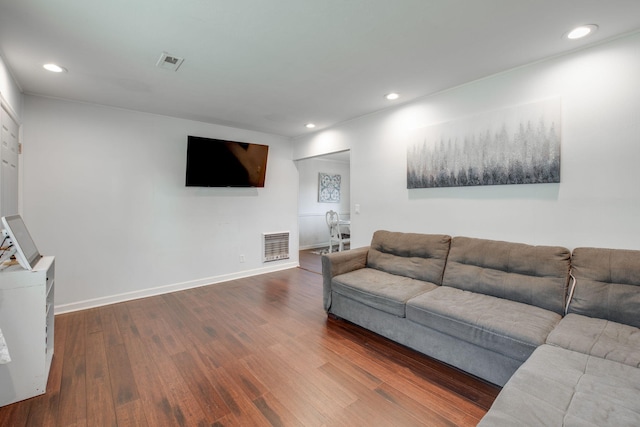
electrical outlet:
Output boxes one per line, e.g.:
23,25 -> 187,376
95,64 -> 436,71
239,255 -> 245,263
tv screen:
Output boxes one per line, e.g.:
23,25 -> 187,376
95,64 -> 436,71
1,214 -> 41,270
186,136 -> 269,187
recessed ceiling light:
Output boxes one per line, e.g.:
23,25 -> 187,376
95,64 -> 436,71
385,92 -> 400,100
43,63 -> 67,73
305,123 -> 316,129
565,24 -> 598,40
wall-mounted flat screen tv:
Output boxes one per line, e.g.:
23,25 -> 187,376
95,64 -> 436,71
186,136 -> 269,187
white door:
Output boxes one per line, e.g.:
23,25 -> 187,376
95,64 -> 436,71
0,105 -> 19,216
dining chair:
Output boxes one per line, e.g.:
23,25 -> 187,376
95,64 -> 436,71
325,210 -> 350,252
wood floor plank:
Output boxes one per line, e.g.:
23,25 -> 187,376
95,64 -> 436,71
105,343 -> 139,406
127,307 -> 212,426
0,400 -> 30,427
267,342 -> 360,410
242,354 -> 330,426
0,252 -> 499,426
191,357 -> 275,426
119,322 -> 198,427
216,360 -> 267,401
253,392 -> 305,427
374,381 -> 471,427
85,331 -> 118,427
98,306 -> 124,348
170,350 -> 231,420
25,311 -> 71,427
85,308 -> 103,335
56,312 -> 88,427
111,303 -> 137,340
117,306 -> 191,426
160,292 -> 220,345
114,400 -> 148,427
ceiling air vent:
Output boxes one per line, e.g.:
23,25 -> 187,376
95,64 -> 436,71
156,52 -> 184,71
263,232 -> 290,262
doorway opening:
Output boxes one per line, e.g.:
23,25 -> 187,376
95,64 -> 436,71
296,150 -> 350,273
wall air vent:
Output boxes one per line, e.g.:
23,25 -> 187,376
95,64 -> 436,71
156,52 -> 184,71
263,232 -> 290,262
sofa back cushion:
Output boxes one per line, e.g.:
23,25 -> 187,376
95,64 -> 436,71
568,247 -> 640,328
367,230 -> 451,285
442,237 -> 571,314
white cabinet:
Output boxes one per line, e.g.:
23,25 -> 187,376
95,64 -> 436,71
0,105 -> 20,217
0,256 -> 55,406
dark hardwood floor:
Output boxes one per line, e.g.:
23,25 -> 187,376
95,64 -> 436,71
0,251 -> 499,426
298,248 -> 324,274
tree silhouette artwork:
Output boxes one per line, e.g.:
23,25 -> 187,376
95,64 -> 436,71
407,99 -> 561,189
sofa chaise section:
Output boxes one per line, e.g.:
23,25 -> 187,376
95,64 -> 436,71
547,246 -> 640,366
481,246 -> 640,425
547,313 -> 640,368
478,344 -> 640,427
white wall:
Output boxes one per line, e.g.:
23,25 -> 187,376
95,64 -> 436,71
22,96 -> 299,312
294,32 -> 640,251
297,155 -> 350,249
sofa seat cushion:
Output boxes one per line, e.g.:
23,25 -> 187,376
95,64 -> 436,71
547,313 -> 640,368
332,268 -> 438,317
406,287 -> 561,362
478,344 -> 640,426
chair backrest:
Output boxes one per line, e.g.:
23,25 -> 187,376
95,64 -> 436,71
325,210 -> 341,238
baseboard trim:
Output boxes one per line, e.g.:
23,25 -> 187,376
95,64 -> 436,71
299,243 -> 328,250
54,261 -> 299,314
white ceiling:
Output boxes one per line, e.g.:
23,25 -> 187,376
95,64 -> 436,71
2,0 -> 640,138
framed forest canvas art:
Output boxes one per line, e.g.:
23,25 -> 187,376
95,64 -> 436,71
407,98 -> 561,189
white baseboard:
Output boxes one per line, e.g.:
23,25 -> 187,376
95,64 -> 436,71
54,261 -> 299,314
299,243 -> 328,250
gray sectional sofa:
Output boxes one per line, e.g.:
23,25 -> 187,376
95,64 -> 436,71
322,230 -> 640,426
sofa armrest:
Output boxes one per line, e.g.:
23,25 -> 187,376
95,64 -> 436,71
321,246 -> 369,311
